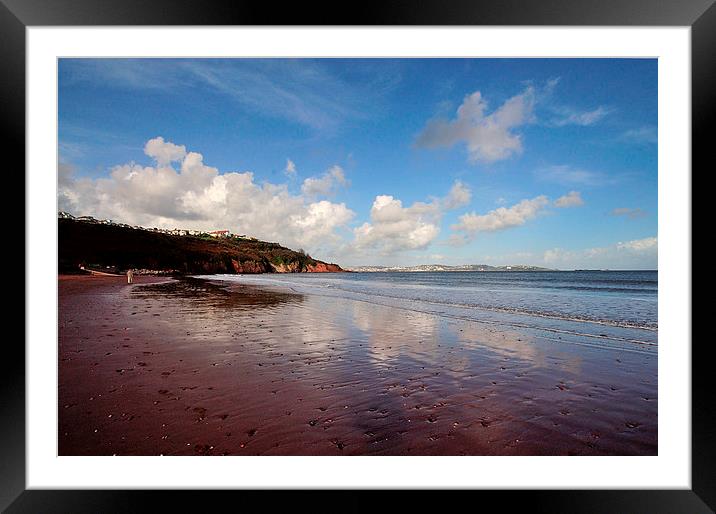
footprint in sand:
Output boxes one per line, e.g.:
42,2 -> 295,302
193,407 -> 207,421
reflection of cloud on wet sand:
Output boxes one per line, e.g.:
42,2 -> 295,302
76,276 -> 655,456
272,288 -> 650,456
286,299 -> 350,348
449,320 -> 583,376
450,322 -> 540,363
350,300 -> 440,365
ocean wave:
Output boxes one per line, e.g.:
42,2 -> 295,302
313,283 -> 658,331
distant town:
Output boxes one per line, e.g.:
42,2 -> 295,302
58,211 -> 257,241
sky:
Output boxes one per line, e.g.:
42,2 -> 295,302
58,58 -> 658,270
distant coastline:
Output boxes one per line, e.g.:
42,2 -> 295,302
345,265 -> 658,273
345,264 -> 555,272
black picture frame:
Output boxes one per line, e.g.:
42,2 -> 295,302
3,1 -> 709,511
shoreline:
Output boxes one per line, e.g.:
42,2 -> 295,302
200,273 -> 658,348
59,274 -> 657,456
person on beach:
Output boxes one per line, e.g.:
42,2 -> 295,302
127,269 -> 133,284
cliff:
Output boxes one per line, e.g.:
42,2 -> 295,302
58,218 -> 344,275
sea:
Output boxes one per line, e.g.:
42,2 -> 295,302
197,270 -> 658,353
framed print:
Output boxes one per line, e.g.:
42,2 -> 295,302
4,0 -> 711,511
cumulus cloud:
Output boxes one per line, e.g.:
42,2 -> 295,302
58,161 -> 105,220
301,165 -> 348,197
285,158 -> 297,178
611,207 -> 647,219
543,237 -> 657,270
442,180 -> 472,209
58,138 -> 354,257
616,236 -> 657,251
415,87 -> 535,163
452,195 -> 549,237
351,181 -> 467,255
554,191 -> 584,208
353,195 -> 441,254
144,136 -> 186,166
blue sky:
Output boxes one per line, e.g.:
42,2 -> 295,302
58,58 -> 657,269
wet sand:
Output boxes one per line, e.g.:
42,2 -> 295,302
58,275 -> 657,455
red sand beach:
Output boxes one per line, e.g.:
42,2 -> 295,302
58,275 -> 657,456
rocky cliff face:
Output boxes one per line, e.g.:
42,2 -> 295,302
268,261 -> 343,273
59,218 -> 345,275
270,261 -> 301,273
305,262 -> 343,273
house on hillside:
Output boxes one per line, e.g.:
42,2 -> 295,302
208,230 -> 231,238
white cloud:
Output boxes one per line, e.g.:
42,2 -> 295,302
182,60 -> 395,131
288,200 -> 355,245
144,136 -> 186,166
62,59 -> 401,132
415,87 -> 535,163
617,236 -> 657,251
350,180 -> 467,255
353,195 -> 441,254
543,236 -> 657,270
622,126 -> 657,144
554,191 -> 584,208
285,158 -> 297,178
58,162 -> 86,211
551,106 -> 611,126
611,207 -> 647,219
452,195 -> 549,236
58,138 -> 354,258
301,165 -> 348,197
535,165 -> 609,186
442,180 -> 472,209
